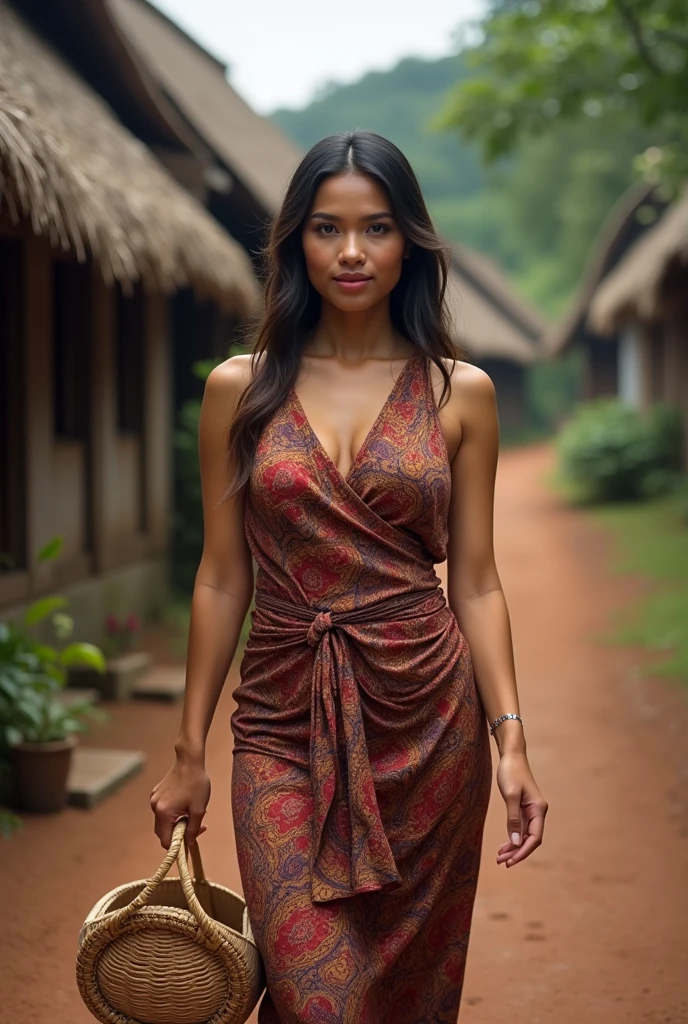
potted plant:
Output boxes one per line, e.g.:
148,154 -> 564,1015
69,611 -> 152,700
0,538 -> 107,814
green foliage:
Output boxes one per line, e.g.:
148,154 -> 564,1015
0,538 -> 107,828
269,42 -> 651,319
0,620 -> 106,746
173,354 -> 237,595
437,0 -> 688,189
37,536 -> 64,563
272,54 -> 485,204
557,399 -> 683,503
592,490 -> 688,684
0,807 -> 22,839
173,394 -> 206,594
527,347 -> 585,431
23,595 -> 69,628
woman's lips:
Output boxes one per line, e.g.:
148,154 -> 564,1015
333,276 -> 372,291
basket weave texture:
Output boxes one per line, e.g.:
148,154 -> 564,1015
76,818 -> 264,1024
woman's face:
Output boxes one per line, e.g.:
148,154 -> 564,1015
301,171 -> 408,312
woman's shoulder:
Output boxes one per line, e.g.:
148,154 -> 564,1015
205,351 -> 266,406
431,355 -> 496,405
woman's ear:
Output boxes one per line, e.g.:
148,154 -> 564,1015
403,244 -> 412,259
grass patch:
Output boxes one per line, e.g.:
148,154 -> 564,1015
589,494 -> 688,685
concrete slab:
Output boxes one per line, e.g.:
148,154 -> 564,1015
68,651 -> 153,701
131,665 -> 186,702
67,747 -> 145,809
55,687 -> 100,709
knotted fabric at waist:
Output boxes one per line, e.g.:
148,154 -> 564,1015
252,585 -> 448,903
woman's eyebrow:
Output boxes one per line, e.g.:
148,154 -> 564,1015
309,211 -> 395,221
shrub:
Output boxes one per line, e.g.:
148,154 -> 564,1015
0,537 -> 107,834
557,399 -> 684,503
173,393 -> 206,595
172,351 -> 243,595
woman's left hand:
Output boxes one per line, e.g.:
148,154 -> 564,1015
495,752 -> 548,868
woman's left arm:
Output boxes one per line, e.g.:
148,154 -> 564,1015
444,363 -> 548,868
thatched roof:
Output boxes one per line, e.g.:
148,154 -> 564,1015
0,3 -> 258,311
447,246 -> 545,365
546,183 -> 665,353
589,187 -> 688,334
109,0 -> 303,212
106,0 -> 545,365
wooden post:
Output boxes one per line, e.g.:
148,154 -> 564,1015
89,269 -> 117,573
143,291 -> 172,553
23,236 -> 55,596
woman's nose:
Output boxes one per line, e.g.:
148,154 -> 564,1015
339,232 -> 365,263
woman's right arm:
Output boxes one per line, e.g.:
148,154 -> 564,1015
151,357 -> 255,850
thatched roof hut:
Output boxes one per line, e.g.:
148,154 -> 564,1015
546,183 -> 667,354
109,0 -> 303,214
589,187 -> 688,334
106,0 -> 547,370
447,245 -> 545,364
0,2 -> 258,311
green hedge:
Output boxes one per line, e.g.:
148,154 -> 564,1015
557,399 -> 684,503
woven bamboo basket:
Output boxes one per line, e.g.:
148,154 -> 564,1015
76,818 -> 264,1024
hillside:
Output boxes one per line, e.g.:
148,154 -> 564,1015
269,55 -> 524,299
270,52 -> 641,321
271,54 -> 482,205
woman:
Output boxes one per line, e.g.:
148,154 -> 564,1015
151,130 -> 548,1023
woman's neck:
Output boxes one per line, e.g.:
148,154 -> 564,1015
305,299 -> 410,362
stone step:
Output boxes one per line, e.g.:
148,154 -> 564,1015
55,687 -> 100,709
68,651 -> 153,702
131,665 -> 186,703
67,747 -> 145,809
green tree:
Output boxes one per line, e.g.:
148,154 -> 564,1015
272,54 -> 486,203
437,0 -> 688,187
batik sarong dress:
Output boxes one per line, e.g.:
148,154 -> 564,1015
230,348 -> 493,1024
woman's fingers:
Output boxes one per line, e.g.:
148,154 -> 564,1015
504,787 -> 524,849
157,811 -> 186,850
184,809 -> 206,847
503,832 -> 541,866
498,801 -> 547,866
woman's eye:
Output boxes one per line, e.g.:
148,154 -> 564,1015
315,223 -> 390,236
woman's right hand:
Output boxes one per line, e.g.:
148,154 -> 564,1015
150,756 -> 211,849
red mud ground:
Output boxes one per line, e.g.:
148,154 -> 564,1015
1,444 -> 687,1024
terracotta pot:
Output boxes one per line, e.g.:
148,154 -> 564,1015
9,736 -> 77,813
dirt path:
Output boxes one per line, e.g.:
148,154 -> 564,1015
1,443 -> 687,1023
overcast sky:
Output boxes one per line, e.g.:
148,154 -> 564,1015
150,0 -> 485,114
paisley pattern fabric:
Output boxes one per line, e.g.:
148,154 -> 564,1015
231,349 -> 492,1023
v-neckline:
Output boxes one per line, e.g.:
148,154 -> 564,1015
289,349 -> 420,488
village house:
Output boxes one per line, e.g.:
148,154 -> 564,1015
107,0 -> 545,432
108,0 -> 303,410
546,183 -> 669,401
1,0 -> 549,643
0,0 -> 258,636
588,186 -> 688,467
447,244 -> 545,434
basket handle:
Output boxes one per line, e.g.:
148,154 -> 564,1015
106,818 -> 221,939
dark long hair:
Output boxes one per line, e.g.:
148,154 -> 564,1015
226,129 -> 458,497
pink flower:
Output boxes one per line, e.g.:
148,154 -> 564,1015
125,614 -> 141,633
104,614 -> 120,635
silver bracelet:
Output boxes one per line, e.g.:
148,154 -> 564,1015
489,713 -> 523,736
